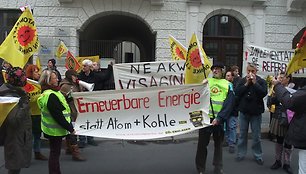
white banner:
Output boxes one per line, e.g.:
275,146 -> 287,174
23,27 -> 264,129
113,60 -> 186,89
72,83 -> 210,140
245,44 -> 306,77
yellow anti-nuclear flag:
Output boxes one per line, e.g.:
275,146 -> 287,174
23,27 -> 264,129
185,33 -> 212,84
35,56 -> 41,72
23,78 -> 41,115
286,30 -> 306,75
0,97 -> 19,127
55,41 -> 68,59
0,7 -> 40,68
169,35 -> 187,60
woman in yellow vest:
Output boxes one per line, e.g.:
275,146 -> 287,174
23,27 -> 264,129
24,64 -> 48,160
38,69 -> 75,174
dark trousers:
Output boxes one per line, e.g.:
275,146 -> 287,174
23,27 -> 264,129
195,125 -> 224,172
48,137 -> 62,174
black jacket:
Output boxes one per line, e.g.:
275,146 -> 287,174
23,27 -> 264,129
274,84 -> 306,149
235,75 -> 267,115
78,65 -> 113,91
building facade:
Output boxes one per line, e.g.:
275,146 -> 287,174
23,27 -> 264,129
0,0 -> 305,73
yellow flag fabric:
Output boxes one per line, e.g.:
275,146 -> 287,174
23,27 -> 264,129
286,31 -> 306,75
76,55 -> 100,65
23,79 -> 41,115
169,35 -> 187,60
185,33 -> 212,84
55,41 -> 68,59
0,97 -> 19,127
35,56 -> 41,72
65,51 -> 81,72
0,8 -> 40,68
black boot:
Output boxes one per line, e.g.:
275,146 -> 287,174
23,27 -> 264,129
270,160 -> 282,170
283,164 -> 293,174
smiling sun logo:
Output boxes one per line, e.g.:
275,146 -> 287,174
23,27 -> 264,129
189,49 -> 202,68
175,47 -> 185,60
11,10 -> 39,56
17,26 -> 35,47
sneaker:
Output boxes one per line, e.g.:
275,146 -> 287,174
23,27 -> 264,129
270,160 -> 282,170
283,164 -> 293,174
228,146 -> 235,154
87,140 -> 98,146
255,159 -> 264,165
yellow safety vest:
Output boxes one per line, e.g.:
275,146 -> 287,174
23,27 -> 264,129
37,89 -> 71,136
208,78 -> 229,118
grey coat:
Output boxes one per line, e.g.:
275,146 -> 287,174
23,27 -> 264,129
0,84 -> 32,169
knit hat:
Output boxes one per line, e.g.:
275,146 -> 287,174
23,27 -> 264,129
6,67 -> 27,87
65,69 -> 78,81
48,59 -> 56,66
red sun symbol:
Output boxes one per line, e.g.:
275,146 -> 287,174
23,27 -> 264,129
23,83 -> 35,93
18,26 -> 35,46
189,49 -> 202,68
175,47 -> 185,59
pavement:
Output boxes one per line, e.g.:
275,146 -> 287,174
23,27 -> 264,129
0,111 -> 300,174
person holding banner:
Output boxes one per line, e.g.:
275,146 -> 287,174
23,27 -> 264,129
77,59 -> 113,147
272,75 -> 306,174
196,62 -> 234,174
93,61 -> 115,90
235,62 -> 267,165
268,72 -> 294,174
0,67 -> 32,174
38,69 -> 75,174
25,64 -> 48,161
60,69 -> 86,161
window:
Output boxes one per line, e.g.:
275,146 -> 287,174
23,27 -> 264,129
0,10 -> 21,43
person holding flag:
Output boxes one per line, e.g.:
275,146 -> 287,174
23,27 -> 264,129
0,67 -> 32,174
24,64 -> 48,161
195,62 -> 235,174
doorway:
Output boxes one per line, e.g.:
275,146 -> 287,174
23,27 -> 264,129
203,15 -> 243,72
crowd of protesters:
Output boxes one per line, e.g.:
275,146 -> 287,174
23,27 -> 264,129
1,58 -> 306,174
0,58 -> 113,174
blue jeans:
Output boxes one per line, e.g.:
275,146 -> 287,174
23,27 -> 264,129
225,116 -> 238,146
237,112 -> 263,160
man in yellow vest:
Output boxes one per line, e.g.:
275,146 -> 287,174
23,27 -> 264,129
196,62 -> 235,174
